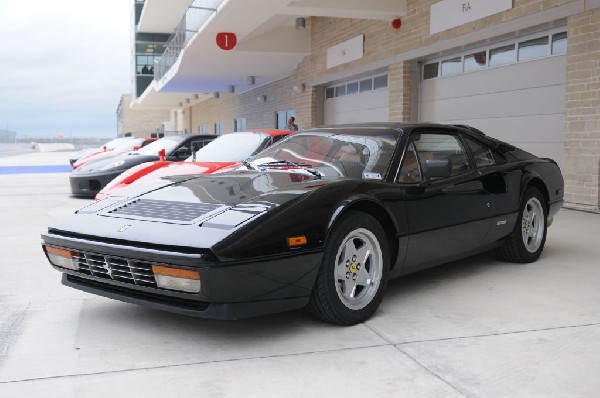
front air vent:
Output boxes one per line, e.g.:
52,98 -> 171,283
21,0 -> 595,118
105,199 -> 222,222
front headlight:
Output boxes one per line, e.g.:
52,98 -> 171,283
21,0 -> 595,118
99,160 -> 126,171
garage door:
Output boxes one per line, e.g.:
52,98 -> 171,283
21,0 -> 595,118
324,74 -> 389,125
419,29 -> 567,167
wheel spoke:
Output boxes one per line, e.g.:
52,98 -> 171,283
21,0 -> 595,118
335,264 -> 347,280
349,283 -> 358,299
356,245 -> 370,265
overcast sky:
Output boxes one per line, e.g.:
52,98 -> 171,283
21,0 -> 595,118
0,0 -> 131,138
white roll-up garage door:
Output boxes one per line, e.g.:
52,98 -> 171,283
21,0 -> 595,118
419,29 -> 567,166
324,74 -> 389,125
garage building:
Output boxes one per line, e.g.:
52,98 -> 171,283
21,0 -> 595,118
128,0 -> 600,211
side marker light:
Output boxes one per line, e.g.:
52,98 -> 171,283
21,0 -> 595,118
287,236 -> 307,247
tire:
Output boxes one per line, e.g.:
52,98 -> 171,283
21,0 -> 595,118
307,211 -> 390,325
496,187 -> 547,263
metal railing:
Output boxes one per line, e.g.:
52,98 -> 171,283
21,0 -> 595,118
154,0 -> 225,81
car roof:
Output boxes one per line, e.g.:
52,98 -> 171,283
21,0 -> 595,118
302,122 -> 486,138
244,129 -> 291,137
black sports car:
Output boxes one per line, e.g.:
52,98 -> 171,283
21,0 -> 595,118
43,123 -> 564,325
69,134 -> 215,197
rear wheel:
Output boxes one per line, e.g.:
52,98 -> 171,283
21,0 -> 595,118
307,211 -> 389,325
497,187 -> 547,263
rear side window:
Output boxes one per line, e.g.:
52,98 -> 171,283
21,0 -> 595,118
464,137 -> 506,166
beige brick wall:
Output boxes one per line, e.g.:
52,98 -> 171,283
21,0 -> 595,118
564,8 -> 600,207
118,95 -> 171,137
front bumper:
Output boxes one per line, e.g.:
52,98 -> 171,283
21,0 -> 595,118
42,235 -> 322,320
69,170 -> 123,197
62,274 -> 310,320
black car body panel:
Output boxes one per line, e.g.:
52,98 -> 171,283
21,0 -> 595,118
44,123 -> 564,319
69,135 -> 215,197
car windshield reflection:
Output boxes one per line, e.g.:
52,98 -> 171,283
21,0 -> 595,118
247,132 -> 396,179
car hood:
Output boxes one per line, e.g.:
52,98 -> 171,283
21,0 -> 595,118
48,169 -> 332,253
74,150 -> 128,169
73,152 -> 159,173
96,160 -> 240,199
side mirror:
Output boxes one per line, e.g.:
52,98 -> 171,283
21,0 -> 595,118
174,146 -> 191,159
426,159 -> 452,178
133,146 -> 141,151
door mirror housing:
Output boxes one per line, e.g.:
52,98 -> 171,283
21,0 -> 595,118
426,159 -> 452,178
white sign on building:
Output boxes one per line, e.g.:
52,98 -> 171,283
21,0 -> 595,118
430,0 -> 513,35
327,34 -> 364,69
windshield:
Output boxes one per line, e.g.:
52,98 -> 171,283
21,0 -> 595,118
104,137 -> 133,151
136,137 -> 182,156
112,138 -> 144,152
248,132 -> 398,179
185,132 -> 269,162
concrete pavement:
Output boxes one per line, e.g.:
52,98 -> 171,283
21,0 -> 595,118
0,151 -> 599,397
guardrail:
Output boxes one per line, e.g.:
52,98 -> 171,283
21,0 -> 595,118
154,0 -> 225,81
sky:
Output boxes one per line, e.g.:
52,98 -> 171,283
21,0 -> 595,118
0,0 -> 132,138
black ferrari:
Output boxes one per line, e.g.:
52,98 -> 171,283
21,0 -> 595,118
43,123 -> 564,325
69,134 -> 215,197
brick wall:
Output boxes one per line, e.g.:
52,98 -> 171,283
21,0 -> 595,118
564,8 -> 600,208
118,95 -> 171,137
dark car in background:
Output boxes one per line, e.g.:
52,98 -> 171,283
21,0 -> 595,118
69,134 -> 215,197
44,123 -> 564,325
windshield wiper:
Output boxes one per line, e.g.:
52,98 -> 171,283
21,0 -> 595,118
258,160 -> 322,179
242,160 -> 256,170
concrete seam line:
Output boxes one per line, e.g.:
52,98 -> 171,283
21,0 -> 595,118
0,342 -> 391,385
395,322 -> 600,346
394,345 -> 471,398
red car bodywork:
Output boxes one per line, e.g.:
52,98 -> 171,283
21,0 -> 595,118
95,130 -> 290,200
73,138 -> 157,169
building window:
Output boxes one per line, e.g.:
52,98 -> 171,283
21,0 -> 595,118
214,122 -> 222,135
346,81 -> 359,95
552,32 -> 568,54
359,78 -> 373,92
518,36 -> 549,61
373,74 -> 388,90
198,125 -> 205,134
325,73 -> 388,99
489,44 -> 516,67
464,51 -> 487,72
423,62 -> 439,80
422,29 -> 567,81
276,110 -> 295,129
441,57 -> 461,76
234,118 -> 247,132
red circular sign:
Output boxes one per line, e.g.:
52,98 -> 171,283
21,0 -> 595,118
216,32 -> 237,51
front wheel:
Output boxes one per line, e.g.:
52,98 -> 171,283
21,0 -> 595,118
307,211 -> 390,325
497,187 -> 547,263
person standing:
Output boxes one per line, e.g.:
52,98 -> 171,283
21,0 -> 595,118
286,116 -> 298,132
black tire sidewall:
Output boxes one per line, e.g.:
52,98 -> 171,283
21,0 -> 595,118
515,187 -> 548,262
316,211 -> 390,324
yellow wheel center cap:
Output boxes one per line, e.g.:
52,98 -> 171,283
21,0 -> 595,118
349,263 -> 358,273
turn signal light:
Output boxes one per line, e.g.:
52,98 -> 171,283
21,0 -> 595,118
287,235 -> 307,247
45,245 -> 78,271
152,265 -> 201,293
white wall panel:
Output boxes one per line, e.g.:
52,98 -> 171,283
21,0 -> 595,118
419,55 -> 566,166
324,89 -> 389,125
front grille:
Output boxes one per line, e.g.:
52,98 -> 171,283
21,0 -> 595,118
106,199 -> 222,222
73,251 -> 157,288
